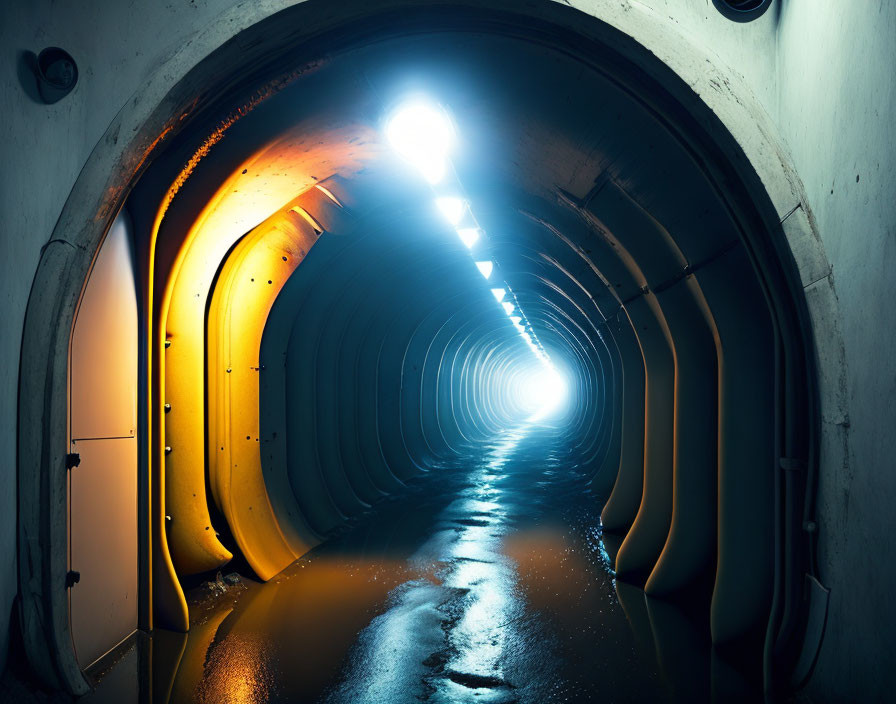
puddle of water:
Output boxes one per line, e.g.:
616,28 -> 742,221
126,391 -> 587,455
82,423 -> 762,704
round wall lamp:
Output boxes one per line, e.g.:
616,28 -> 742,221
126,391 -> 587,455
712,0 -> 773,22
35,47 -> 78,104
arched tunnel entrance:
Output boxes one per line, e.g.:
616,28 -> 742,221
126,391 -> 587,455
17,2 -> 823,702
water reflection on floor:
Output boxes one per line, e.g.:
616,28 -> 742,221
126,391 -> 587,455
83,423 -> 763,704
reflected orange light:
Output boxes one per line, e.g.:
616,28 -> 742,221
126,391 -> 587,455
197,633 -> 274,704
148,118 -> 382,613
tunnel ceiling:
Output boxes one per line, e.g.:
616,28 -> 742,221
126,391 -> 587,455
115,12 -> 812,687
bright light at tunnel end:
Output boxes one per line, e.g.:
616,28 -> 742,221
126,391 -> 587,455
516,365 -> 569,422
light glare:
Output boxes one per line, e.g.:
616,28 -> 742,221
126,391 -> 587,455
491,288 -> 506,302
502,301 -> 514,315
457,227 -> 480,248
386,102 -> 455,184
475,261 -> 494,279
435,197 -> 466,225
516,367 -> 568,420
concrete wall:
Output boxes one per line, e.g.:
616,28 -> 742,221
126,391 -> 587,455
1,1 -> 892,698
775,4 -> 896,698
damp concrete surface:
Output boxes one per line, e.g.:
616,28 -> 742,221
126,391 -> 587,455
81,422 -> 763,703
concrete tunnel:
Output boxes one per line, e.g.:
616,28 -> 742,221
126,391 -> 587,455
3,1 -> 894,702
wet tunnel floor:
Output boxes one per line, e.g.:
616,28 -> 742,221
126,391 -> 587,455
83,424 -> 763,704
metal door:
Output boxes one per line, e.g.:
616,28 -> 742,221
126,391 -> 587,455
69,212 -> 138,668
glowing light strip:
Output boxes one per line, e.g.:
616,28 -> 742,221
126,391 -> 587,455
475,261 -> 493,279
456,227 -> 480,249
436,196 -> 467,225
386,98 -> 551,367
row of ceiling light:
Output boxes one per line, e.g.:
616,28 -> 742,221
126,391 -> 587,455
385,100 -> 551,367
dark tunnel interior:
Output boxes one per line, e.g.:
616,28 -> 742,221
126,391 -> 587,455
44,10 -> 817,703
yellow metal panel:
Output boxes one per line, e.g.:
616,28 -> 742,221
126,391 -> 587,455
152,129 -> 371,587
207,200 -> 328,580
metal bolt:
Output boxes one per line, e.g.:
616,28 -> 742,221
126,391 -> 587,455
164,340 -> 171,349
165,446 -> 172,455
164,403 -> 171,413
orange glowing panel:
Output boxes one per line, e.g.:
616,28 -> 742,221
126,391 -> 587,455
154,123 -> 380,579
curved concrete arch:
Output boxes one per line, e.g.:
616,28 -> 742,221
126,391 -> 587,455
14,1 -> 839,696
